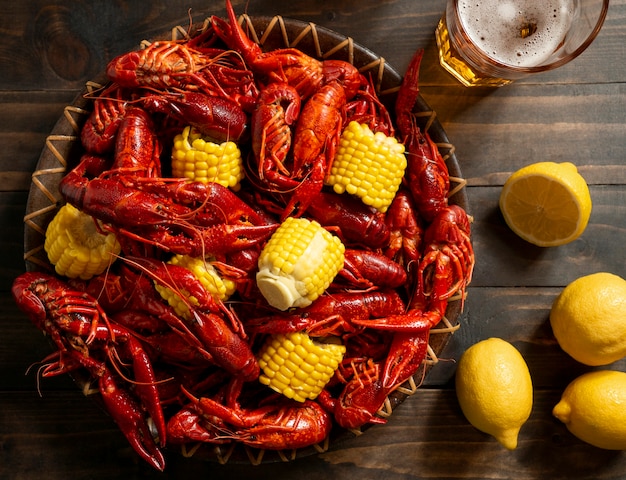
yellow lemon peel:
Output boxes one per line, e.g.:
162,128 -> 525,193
455,337 -> 533,450
550,272 -> 626,366
553,370 -> 626,450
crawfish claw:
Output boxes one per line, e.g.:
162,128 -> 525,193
352,309 -> 442,332
99,372 -> 165,471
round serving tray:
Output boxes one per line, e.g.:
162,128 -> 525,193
23,14 -> 469,466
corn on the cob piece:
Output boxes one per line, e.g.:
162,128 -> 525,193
258,332 -> 346,402
44,203 -> 121,280
326,120 -> 407,213
154,254 -> 236,319
256,217 -> 345,311
171,126 -> 244,190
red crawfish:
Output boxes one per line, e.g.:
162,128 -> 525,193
211,0 -> 361,99
416,204 -> 474,311
384,189 -> 424,270
354,205 -> 474,391
337,249 -> 408,291
60,169 -> 277,257
243,290 -> 406,338
282,81 -> 347,219
140,90 -> 248,142
122,255 -> 260,382
106,38 -> 259,111
250,83 -> 301,190
173,380 -> 333,450
12,272 -> 166,471
318,359 -> 386,430
306,191 -> 391,250
81,83 -> 131,155
395,49 -> 450,222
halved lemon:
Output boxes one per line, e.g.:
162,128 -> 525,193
499,162 -> 592,247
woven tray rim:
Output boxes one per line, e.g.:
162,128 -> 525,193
23,14 -> 469,465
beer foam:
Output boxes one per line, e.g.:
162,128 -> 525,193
459,0 -> 575,67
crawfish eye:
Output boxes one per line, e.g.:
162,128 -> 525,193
33,281 -> 49,296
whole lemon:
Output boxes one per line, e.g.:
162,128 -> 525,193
553,370 -> 626,450
550,272 -> 626,366
455,337 -> 533,449
499,161 -> 592,247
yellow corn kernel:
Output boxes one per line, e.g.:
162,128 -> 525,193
256,217 -> 345,311
326,120 -> 407,213
154,254 -> 236,319
44,203 -> 121,280
258,332 -> 346,402
171,126 -> 244,190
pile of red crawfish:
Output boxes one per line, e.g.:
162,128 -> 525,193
13,0 -> 474,471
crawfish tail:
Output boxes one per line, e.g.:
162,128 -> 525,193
381,330 -> 430,390
307,191 -> 390,249
340,249 -> 407,290
112,106 -> 161,177
81,83 -> 129,155
58,154 -> 111,209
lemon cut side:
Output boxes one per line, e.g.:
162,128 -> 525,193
499,162 -> 592,247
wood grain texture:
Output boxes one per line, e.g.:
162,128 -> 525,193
3,388 -> 626,480
1,0 -> 625,478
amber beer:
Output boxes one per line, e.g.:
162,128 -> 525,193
435,0 -> 607,87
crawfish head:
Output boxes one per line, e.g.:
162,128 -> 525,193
321,60 -> 361,100
212,0 -> 324,99
424,204 -> 471,245
12,272 -> 50,328
333,365 -> 389,430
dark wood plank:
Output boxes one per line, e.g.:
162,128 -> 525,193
3,388 -> 626,480
0,192 -> 33,287
0,0 -> 624,92
468,185 -> 626,287
421,83 -> 626,185
422,84 -> 626,186
427,286 -> 626,389
0,92 -> 79,187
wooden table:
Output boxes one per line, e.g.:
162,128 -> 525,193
2,1 -> 625,478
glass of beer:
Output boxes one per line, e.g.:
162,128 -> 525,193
435,0 -> 609,87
